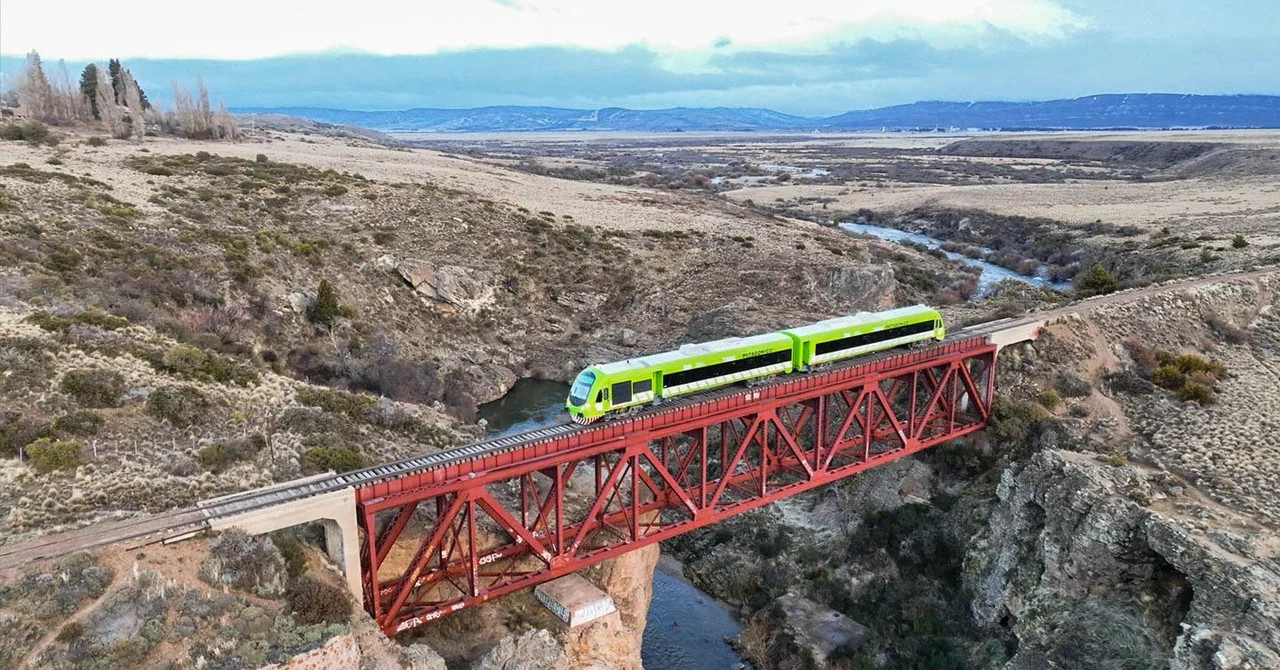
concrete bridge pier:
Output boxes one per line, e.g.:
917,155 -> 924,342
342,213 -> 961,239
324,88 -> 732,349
198,481 -> 362,598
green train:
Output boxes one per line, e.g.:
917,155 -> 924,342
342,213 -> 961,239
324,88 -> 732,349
566,305 -> 945,424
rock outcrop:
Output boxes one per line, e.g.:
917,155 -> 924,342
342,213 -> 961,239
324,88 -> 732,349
394,259 -> 499,314
564,543 -> 661,670
968,449 -> 1280,670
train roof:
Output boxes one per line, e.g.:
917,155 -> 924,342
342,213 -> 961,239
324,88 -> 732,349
781,305 -> 938,338
596,331 -> 791,375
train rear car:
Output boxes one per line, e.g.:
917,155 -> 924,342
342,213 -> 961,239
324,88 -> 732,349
783,305 -> 943,370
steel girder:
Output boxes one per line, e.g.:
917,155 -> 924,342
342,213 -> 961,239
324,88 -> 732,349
356,338 -> 997,635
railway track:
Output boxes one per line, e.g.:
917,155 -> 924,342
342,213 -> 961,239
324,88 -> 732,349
1,266 -> 1274,571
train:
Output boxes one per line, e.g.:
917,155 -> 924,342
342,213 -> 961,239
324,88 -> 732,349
565,305 -> 945,424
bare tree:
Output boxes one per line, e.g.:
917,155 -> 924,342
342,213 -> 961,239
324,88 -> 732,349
17,51 -> 54,120
95,68 -> 126,138
120,68 -> 146,140
215,102 -> 240,141
170,76 -> 238,140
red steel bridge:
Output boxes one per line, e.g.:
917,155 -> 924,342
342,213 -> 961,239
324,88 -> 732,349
355,330 -> 1021,634
0,318 -> 1044,636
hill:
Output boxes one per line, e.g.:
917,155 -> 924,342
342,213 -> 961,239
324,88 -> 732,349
234,94 -> 1280,133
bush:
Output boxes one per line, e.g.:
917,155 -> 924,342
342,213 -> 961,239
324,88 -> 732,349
302,445 -> 365,474
255,153 -> 269,163
195,436 -> 263,472
54,410 -> 104,436
296,387 -> 374,421
272,535 -> 310,579
199,529 -> 288,597
1073,264 -> 1119,296
56,620 -> 84,642
1037,388 -> 1062,409
162,344 -> 208,377
1152,365 -> 1186,390
59,368 -> 126,407
1232,235 -> 1248,249
1178,382 -> 1216,405
86,136 -> 108,147
321,184 -> 348,197
1056,373 -> 1091,398
0,121 -> 51,144
1038,598 -> 1167,670
0,412 -> 53,457
284,577 -> 351,624
146,385 -> 211,427
26,438 -> 83,474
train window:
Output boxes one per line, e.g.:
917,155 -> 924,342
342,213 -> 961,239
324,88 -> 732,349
665,349 -> 790,388
612,381 -> 632,404
815,321 -> 935,356
634,379 -> 652,394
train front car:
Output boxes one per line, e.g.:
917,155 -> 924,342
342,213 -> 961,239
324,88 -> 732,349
566,367 -> 603,424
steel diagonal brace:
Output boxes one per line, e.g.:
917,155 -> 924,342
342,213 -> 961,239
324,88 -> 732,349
474,491 -> 554,567
380,494 -> 467,629
641,446 -> 700,517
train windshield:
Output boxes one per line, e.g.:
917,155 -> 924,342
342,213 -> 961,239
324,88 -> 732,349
568,370 -> 596,406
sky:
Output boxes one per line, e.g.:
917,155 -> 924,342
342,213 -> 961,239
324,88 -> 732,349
1,0 -> 1277,115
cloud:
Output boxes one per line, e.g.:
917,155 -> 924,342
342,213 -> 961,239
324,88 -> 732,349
1,0 -> 1086,60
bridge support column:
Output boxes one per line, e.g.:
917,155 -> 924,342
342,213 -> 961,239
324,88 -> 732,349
204,486 -> 362,599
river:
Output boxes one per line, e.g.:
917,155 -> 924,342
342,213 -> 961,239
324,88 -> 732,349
477,381 -> 748,669
840,221 -> 1071,294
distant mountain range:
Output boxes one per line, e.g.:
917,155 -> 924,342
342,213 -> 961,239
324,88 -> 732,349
234,94 -> 1280,133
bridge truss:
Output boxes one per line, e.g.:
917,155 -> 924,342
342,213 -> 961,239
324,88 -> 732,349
355,338 -> 997,634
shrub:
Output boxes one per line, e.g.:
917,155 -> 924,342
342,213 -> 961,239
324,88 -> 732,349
272,535 -> 310,579
1178,382 -> 1216,405
1056,373 -> 1091,398
302,445 -> 365,474
86,136 -> 108,147
199,529 -> 288,597
1073,264 -> 1118,296
162,344 -> 208,377
54,410 -> 103,436
0,121 -> 51,144
26,438 -> 83,474
1206,315 -> 1248,345
1124,339 -> 1159,376
146,385 -> 211,427
296,387 -> 374,421
322,184 -> 348,197
195,436 -> 263,472
284,577 -> 351,624
1038,597 -> 1168,670
60,368 -> 126,407
255,153 -> 269,163
0,412 -> 53,457
1152,365 -> 1186,390
56,620 -> 84,642
1231,235 -> 1248,249
1038,388 -> 1062,409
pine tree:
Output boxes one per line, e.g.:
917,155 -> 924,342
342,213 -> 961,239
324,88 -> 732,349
308,279 -> 344,326
79,64 -> 100,119
108,59 -> 123,104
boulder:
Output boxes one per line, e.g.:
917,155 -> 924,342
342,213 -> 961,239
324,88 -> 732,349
396,260 -> 498,314
776,593 -> 869,665
472,629 -> 568,670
